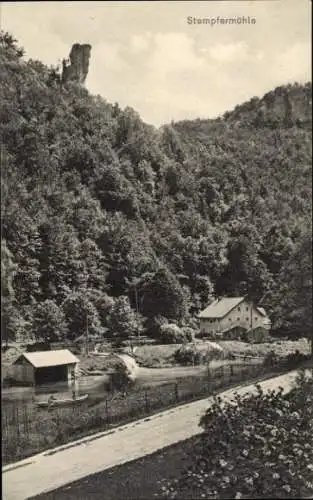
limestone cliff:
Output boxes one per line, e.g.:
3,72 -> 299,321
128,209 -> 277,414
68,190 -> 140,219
62,43 -> 91,85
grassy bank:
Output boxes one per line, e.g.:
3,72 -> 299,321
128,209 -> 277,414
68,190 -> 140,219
2,339 -> 310,376
132,338 -> 310,368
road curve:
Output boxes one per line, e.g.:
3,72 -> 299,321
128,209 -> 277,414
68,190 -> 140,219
2,370 -> 306,500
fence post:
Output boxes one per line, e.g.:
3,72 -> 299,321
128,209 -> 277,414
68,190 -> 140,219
11,404 -> 15,427
105,398 -> 109,423
207,366 -> 211,394
23,405 -> 28,437
16,406 -> 20,441
145,390 -> 149,413
174,383 -> 179,402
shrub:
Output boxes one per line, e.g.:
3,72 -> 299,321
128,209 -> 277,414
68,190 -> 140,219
263,349 -> 312,370
182,327 -> 195,343
205,343 -> 225,361
158,370 -> 313,499
109,369 -> 135,392
95,342 -> 112,353
263,350 -> 278,367
185,317 -> 200,330
108,358 -> 136,391
174,345 -> 203,366
145,315 -> 168,339
174,343 -> 224,366
160,323 -> 186,344
284,350 -> 311,369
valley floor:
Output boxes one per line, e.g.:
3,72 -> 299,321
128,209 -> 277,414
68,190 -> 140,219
3,370 -> 303,500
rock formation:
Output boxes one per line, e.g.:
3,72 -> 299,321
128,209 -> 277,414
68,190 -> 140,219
62,43 -> 91,85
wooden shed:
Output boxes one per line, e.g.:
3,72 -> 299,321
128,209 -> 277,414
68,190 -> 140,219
12,349 -> 80,386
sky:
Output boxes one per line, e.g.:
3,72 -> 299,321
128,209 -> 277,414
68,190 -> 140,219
1,0 -> 311,126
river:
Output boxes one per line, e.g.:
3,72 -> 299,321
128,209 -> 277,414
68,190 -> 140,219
1,362 -> 235,406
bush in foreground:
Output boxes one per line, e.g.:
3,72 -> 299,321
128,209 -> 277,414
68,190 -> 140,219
158,371 -> 313,499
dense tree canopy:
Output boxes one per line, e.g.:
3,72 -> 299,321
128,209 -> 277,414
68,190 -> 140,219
271,231 -> 312,343
32,299 -> 68,342
0,31 -> 312,343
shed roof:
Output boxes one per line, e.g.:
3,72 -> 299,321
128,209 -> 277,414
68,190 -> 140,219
14,349 -> 80,368
198,297 -> 245,319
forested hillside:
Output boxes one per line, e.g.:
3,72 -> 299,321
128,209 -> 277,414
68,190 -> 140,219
1,32 -> 312,344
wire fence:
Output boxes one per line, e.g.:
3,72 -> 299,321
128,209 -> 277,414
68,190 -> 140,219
2,359 -> 292,465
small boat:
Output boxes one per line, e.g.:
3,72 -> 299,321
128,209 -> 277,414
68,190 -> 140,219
35,394 -> 88,408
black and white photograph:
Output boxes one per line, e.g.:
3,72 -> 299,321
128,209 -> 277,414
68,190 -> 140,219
1,1 -> 312,499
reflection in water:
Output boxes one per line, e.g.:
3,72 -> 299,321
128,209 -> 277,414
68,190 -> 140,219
2,374 -> 110,406
2,364 -> 223,406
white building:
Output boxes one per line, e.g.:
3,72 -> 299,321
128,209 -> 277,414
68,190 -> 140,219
198,297 -> 271,336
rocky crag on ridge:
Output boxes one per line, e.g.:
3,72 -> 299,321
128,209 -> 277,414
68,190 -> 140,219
61,43 -> 91,85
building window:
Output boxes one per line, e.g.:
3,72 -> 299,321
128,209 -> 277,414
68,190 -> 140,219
238,307 -> 241,312
237,317 -> 240,321
229,317 -> 231,321
255,317 -> 258,321
246,307 -> 249,312
246,317 -> 249,321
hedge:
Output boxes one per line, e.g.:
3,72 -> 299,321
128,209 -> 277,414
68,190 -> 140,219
158,370 -> 313,499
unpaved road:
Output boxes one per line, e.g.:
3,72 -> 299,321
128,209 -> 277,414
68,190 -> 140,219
2,370 -> 305,500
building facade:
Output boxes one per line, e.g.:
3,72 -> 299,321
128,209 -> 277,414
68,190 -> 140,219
198,297 -> 271,336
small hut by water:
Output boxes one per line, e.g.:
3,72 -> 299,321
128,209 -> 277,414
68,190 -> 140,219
12,349 -> 79,386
